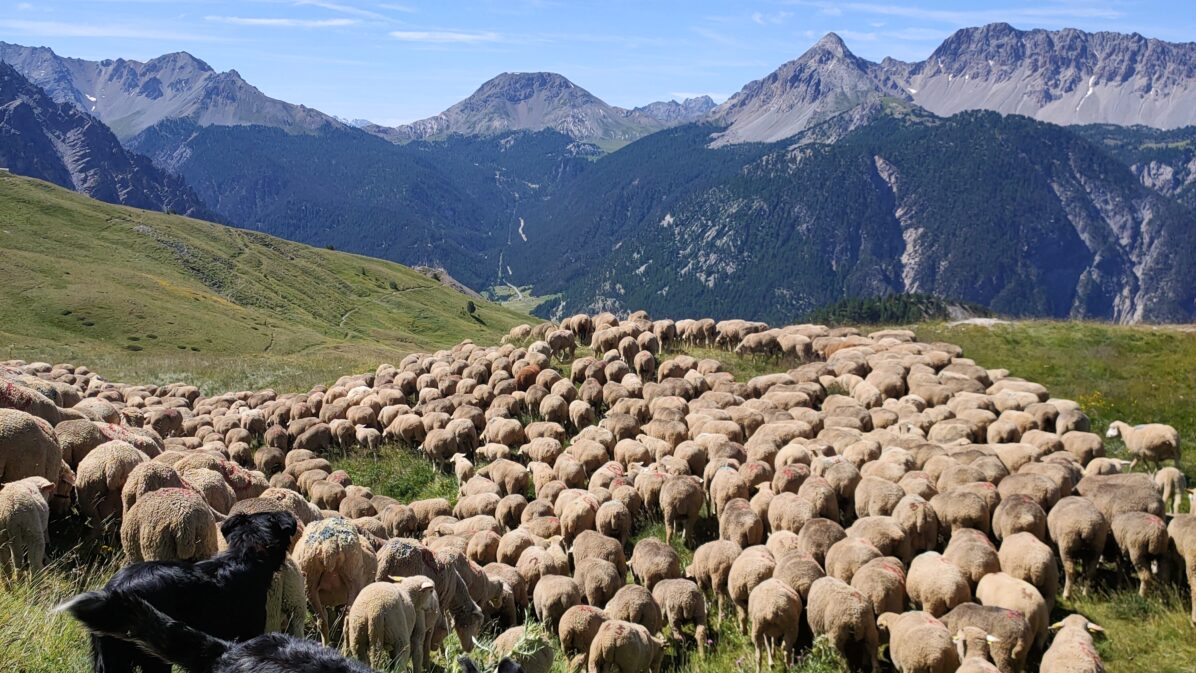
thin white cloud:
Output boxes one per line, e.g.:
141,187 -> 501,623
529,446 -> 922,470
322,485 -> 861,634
0,19 -> 216,40
205,16 -> 358,28
390,30 -> 501,43
752,10 -> 793,25
294,1 -> 385,21
15,2 -> 34,10
377,2 -> 418,13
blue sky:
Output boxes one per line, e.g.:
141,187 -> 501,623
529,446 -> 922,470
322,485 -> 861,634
0,1 -> 1190,125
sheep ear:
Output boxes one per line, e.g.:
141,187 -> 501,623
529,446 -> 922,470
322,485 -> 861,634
1087,623 -> 1105,634
951,633 -> 963,643
986,635 -> 1001,643
1049,622 -> 1064,631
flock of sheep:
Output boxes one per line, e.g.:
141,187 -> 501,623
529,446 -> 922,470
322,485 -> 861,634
0,310 -> 1191,673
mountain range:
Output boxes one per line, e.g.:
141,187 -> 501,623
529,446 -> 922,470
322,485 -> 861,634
0,63 -> 208,216
3,23 -> 1196,323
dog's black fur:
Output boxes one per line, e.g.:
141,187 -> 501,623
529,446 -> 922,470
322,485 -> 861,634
89,511 -> 297,673
59,589 -> 373,673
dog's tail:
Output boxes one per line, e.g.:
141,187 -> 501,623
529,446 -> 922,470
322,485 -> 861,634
56,589 -> 228,672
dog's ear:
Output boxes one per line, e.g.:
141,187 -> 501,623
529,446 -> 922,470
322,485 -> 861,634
271,511 -> 298,540
219,513 -> 251,542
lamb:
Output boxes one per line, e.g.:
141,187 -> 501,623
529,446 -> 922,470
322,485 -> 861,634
630,537 -> 681,590
587,620 -> 666,673
876,611 -> 960,673
345,577 -> 436,671
806,576 -> 880,673
1106,421 -> 1180,471
0,476 -> 53,572
1110,511 -> 1169,597
747,578 -> 801,671
651,578 -> 709,655
997,532 -> 1059,613
293,517 -> 377,643
120,487 -> 218,564
603,584 -> 663,635
975,572 -> 1049,652
907,552 -> 970,617
1040,614 -> 1105,673
1153,466 -> 1187,515
941,603 -> 1033,673
559,604 -> 607,670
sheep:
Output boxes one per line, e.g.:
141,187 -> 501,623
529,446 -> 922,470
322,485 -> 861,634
745,578 -> 801,671
997,532 -> 1059,614
533,574 -> 583,633
74,440 -> 147,533
559,605 -> 607,670
975,572 -> 1049,652
1106,421 -> 1180,471
574,557 -> 624,607
944,529 -> 1000,590
651,578 -> 709,655
1040,614 -> 1105,673
992,494 -> 1047,543
1154,466 -> 1187,515
345,577 -> 436,670
1167,515 -> 1196,624
1110,511 -> 1169,597
876,611 -> 960,673
685,539 -> 741,623
728,546 -> 776,629
953,626 -> 1002,673
629,538 -> 681,590
571,530 -> 628,577
0,409 -> 63,484
941,603 -> 1033,673
931,490 -> 990,538
120,487 -> 218,564
907,552 -> 970,617
806,576 -> 880,673
265,556 -> 308,637
851,557 -> 907,616
0,476 -> 53,573
1047,496 -> 1107,600
493,626 -> 555,673
603,584 -> 663,635
293,517 -> 377,644
587,620 -> 666,673
719,497 -> 764,548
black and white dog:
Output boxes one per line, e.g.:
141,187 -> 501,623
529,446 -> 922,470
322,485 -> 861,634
59,588 -> 372,673
85,511 -> 297,673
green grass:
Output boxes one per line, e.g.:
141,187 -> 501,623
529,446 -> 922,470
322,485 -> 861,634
483,284 -> 560,317
331,443 -> 461,505
0,174 -> 529,393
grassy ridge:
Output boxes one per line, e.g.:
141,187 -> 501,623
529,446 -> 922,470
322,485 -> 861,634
0,174 -> 529,392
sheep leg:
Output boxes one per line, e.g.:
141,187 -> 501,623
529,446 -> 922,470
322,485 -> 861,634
1187,559 -> 1196,626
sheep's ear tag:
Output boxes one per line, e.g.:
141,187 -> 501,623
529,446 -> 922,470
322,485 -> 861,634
1049,622 -> 1064,631
986,635 -> 1001,643
1087,623 -> 1105,634
388,575 -> 405,582
951,634 -> 963,643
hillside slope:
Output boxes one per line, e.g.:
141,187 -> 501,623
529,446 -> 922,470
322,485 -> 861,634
0,174 -> 528,391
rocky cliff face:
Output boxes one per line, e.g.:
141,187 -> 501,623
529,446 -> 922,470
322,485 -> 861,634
709,33 -> 911,145
885,23 -> 1196,129
0,42 -> 341,140
0,63 -> 210,216
632,96 -> 716,124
